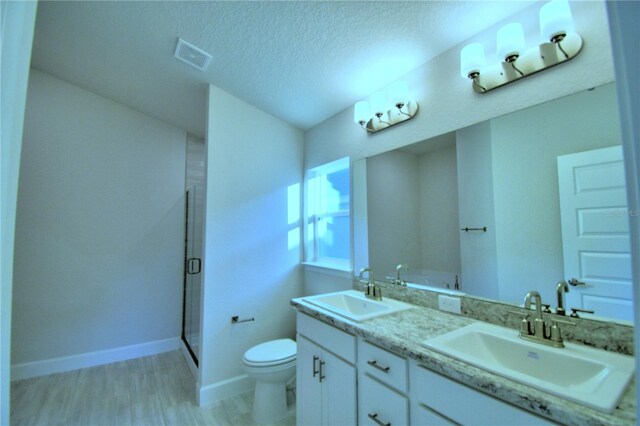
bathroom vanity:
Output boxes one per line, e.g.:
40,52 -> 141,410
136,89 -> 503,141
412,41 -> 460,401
291,293 -> 636,426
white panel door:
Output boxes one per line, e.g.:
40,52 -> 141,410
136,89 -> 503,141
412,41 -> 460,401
557,146 -> 633,321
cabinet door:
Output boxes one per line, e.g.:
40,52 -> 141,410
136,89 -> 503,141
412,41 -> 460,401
359,374 -> 408,426
297,335 -> 323,426
322,350 -> 357,426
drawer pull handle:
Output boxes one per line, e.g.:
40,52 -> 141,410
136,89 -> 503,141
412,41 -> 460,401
367,360 -> 390,373
312,356 -> 319,378
368,413 -> 391,426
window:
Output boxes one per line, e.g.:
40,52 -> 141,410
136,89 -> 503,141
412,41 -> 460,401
305,157 -> 351,269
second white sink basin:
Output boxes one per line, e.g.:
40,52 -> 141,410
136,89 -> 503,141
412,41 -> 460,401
423,322 -> 635,413
303,290 -> 412,322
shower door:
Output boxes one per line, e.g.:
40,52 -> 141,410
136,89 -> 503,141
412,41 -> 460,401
182,184 -> 204,366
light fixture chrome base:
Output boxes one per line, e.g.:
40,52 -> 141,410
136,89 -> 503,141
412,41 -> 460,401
471,32 -> 583,93
364,101 -> 419,134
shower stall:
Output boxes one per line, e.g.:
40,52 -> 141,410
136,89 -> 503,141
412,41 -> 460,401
182,183 -> 204,366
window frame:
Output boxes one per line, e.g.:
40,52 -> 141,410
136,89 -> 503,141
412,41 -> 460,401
304,156 -> 352,271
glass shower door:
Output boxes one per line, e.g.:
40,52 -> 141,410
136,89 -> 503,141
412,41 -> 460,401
182,184 -> 204,365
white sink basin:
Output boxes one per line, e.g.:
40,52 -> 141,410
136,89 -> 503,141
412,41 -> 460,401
303,290 -> 413,322
423,322 -> 635,413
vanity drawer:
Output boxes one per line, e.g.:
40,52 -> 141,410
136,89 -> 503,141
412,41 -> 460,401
359,374 -> 408,426
412,363 -> 554,425
296,312 -> 356,363
412,403 -> 458,426
359,339 -> 408,392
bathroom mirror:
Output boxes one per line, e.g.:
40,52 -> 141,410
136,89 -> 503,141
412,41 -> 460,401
354,82 -> 633,323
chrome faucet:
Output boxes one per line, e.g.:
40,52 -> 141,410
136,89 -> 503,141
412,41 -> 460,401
358,268 -> 382,300
517,290 -> 573,348
394,264 -> 408,286
523,291 -> 545,338
555,281 -> 569,316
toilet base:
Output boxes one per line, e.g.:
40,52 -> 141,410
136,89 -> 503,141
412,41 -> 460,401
252,380 -> 289,424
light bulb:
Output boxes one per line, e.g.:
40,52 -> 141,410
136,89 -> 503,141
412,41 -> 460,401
540,0 -> 574,42
389,81 -> 409,108
460,43 -> 486,79
371,92 -> 388,116
497,23 -> 525,62
353,101 -> 370,124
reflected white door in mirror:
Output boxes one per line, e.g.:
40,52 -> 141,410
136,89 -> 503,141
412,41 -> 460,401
558,146 -> 632,322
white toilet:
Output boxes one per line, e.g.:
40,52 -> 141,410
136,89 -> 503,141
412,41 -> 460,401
242,338 -> 297,424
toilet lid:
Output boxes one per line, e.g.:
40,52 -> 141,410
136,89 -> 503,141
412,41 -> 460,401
243,338 -> 296,364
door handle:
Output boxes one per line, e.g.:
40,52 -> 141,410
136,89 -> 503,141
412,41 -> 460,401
187,258 -> 201,275
319,360 -> 326,382
568,278 -> 586,286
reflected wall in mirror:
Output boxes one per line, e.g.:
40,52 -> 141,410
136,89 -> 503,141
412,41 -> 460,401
356,82 -> 632,322
365,132 -> 461,291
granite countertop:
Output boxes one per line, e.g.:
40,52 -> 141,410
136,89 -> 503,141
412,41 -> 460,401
291,296 -> 636,426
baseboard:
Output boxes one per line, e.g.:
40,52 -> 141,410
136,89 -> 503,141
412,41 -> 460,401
180,339 -> 199,380
197,373 -> 254,407
11,337 -> 180,381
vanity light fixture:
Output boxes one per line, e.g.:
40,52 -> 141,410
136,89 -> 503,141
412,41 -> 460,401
460,0 -> 583,93
353,81 -> 419,134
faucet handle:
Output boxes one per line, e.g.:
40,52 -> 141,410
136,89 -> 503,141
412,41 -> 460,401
548,317 -> 575,347
373,285 -> 383,300
507,310 -> 533,335
541,303 -> 552,313
570,308 -> 595,318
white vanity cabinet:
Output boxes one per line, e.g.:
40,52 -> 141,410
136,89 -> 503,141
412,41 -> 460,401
295,308 -> 559,425
409,361 -> 555,426
296,312 -> 357,426
358,339 -> 409,426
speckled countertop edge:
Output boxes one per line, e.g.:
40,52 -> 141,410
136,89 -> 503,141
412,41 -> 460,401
290,297 -> 636,426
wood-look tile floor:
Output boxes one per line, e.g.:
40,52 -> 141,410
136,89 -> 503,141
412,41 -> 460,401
10,350 -> 296,426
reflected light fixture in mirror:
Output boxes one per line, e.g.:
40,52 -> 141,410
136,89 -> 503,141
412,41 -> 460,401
460,0 -> 583,93
353,81 -> 419,134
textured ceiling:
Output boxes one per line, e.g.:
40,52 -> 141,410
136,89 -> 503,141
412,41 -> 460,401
31,1 -> 535,137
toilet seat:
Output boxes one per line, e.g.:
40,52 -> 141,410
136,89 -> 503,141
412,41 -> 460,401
243,338 -> 296,367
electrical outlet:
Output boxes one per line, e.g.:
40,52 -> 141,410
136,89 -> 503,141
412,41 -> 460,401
438,295 -> 461,314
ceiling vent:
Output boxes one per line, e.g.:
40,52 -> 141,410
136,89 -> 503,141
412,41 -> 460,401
174,38 -> 212,71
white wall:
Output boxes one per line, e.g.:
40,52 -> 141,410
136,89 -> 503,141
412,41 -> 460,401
11,70 -> 186,377
0,2 -> 37,423
199,85 -> 303,404
418,146 -> 460,273
367,151 -> 421,278
456,122 -> 499,299
303,0 -> 615,294
491,83 -> 620,304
